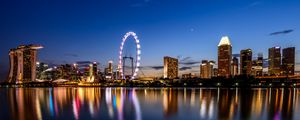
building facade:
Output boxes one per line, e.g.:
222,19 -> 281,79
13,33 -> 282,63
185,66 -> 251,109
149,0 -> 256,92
164,56 -> 178,79
93,62 -> 98,76
268,47 -> 281,76
240,49 -> 252,75
231,57 -> 239,76
7,45 -> 43,83
282,47 -> 295,76
108,61 -> 113,74
251,53 -> 263,77
200,60 -> 214,79
105,61 -> 114,80
218,36 -> 232,78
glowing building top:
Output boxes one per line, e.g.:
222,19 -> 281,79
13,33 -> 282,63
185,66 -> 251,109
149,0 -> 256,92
218,36 -> 231,46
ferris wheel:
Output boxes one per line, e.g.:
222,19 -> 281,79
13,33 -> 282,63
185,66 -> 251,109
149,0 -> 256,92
118,32 -> 141,80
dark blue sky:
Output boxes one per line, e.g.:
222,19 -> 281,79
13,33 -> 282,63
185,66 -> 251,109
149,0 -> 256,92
0,0 -> 299,78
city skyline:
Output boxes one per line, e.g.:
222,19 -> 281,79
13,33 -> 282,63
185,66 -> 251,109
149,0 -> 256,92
2,1 -> 300,120
5,36 -> 297,83
1,0 -> 300,79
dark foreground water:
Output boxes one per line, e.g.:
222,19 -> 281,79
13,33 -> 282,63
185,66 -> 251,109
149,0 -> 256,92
0,88 -> 299,120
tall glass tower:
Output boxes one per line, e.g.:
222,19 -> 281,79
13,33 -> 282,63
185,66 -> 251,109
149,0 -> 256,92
218,36 -> 232,78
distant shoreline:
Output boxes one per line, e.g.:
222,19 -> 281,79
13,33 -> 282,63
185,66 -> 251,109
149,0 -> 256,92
1,78 -> 300,88
0,86 -> 298,88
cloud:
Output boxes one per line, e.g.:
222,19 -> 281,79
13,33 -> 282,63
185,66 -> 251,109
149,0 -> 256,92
130,0 -> 151,7
248,1 -> 262,7
179,67 -> 192,71
150,66 -> 164,70
270,29 -> 294,36
179,56 -> 200,65
180,61 -> 200,65
64,53 -> 79,57
139,66 -> 163,70
190,28 -> 195,32
244,1 -> 263,9
180,57 -> 191,62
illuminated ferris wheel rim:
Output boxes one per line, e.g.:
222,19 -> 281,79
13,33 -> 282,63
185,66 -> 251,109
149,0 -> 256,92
119,32 -> 141,80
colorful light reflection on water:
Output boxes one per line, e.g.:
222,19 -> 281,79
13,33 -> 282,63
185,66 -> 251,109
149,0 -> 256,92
1,88 -> 300,120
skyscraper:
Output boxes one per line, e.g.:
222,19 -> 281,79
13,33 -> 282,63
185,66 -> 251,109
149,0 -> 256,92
240,49 -> 252,75
268,47 -> 281,76
231,57 -> 239,76
105,61 -> 114,80
7,44 -> 43,83
92,62 -> 98,76
108,61 -> 113,74
116,65 -> 122,80
164,56 -> 178,79
282,47 -> 295,76
218,36 -> 232,78
251,53 -> 263,76
200,60 -> 214,79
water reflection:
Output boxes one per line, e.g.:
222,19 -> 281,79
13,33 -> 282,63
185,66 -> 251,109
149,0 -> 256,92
1,88 -> 300,120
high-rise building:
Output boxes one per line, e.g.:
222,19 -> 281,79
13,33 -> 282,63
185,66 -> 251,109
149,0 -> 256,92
268,47 -> 281,76
218,36 -> 232,78
36,62 -> 49,79
282,47 -> 295,76
240,49 -> 252,75
200,60 -> 214,79
164,56 -> 178,79
104,68 -> 109,76
116,65 -> 122,80
257,53 -> 264,75
105,61 -> 114,80
231,57 -> 239,76
251,53 -> 263,76
7,44 -> 43,83
93,62 -> 98,76
108,61 -> 113,74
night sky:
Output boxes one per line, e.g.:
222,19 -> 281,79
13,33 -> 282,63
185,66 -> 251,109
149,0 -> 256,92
0,0 -> 300,79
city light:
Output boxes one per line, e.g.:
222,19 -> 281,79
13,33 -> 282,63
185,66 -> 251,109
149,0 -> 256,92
2,35 -> 299,87
1,1 -> 300,120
